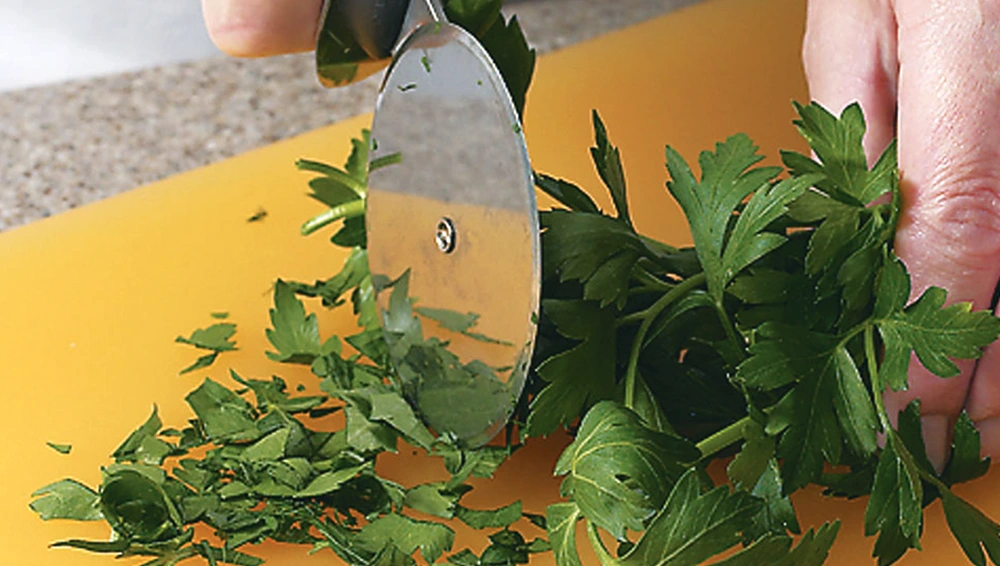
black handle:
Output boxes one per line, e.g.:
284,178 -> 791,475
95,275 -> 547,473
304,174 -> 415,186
339,0 -> 409,59
316,0 -> 451,87
315,0 -> 409,87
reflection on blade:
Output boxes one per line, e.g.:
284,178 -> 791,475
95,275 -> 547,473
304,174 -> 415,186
374,271 -> 530,447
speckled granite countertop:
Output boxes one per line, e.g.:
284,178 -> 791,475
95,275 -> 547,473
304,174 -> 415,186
0,0 -> 699,231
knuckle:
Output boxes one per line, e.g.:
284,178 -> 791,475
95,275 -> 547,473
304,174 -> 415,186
909,162 -> 1000,268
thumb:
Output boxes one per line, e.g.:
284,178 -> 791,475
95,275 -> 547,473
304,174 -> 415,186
889,0 -> 1000,469
201,0 -> 323,57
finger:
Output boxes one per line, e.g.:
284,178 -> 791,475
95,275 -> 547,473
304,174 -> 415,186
802,0 -> 898,163
201,0 -> 323,57
889,0 -> 1000,470
968,339 -> 1000,458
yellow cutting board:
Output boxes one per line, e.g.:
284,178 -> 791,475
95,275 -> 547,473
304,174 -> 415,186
1,0 -> 993,563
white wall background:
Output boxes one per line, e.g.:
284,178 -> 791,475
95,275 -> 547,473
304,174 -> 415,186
0,1 -> 220,92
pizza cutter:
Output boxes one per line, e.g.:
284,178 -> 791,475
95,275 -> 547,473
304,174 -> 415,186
316,0 -> 540,448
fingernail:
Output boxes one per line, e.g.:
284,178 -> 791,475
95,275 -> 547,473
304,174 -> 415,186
921,415 -> 950,474
975,417 -> 1000,461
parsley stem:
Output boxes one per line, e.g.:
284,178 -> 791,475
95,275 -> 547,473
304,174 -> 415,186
196,541 -> 216,564
638,233 -> 680,256
623,273 -> 706,409
864,325 -> 956,493
295,159 -> 367,196
616,309 -> 650,328
864,324 -> 957,500
300,199 -> 366,236
370,152 -> 402,172
696,415 -> 752,459
632,264 -> 673,291
864,326 -> 892,430
915,460 -> 951,493
713,301 -> 747,362
586,519 -> 619,566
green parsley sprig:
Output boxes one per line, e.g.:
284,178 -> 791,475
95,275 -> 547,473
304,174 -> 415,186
30,1 -> 1000,564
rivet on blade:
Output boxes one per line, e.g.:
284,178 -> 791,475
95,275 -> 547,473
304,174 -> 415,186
435,217 -> 457,254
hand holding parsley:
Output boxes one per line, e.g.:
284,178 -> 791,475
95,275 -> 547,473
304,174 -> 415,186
804,0 -> 1000,472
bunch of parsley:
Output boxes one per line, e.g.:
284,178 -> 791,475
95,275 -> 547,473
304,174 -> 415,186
30,1 -> 1000,564
532,102 -> 1000,565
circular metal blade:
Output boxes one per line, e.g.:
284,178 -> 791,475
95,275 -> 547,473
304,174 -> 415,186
366,22 -> 539,448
